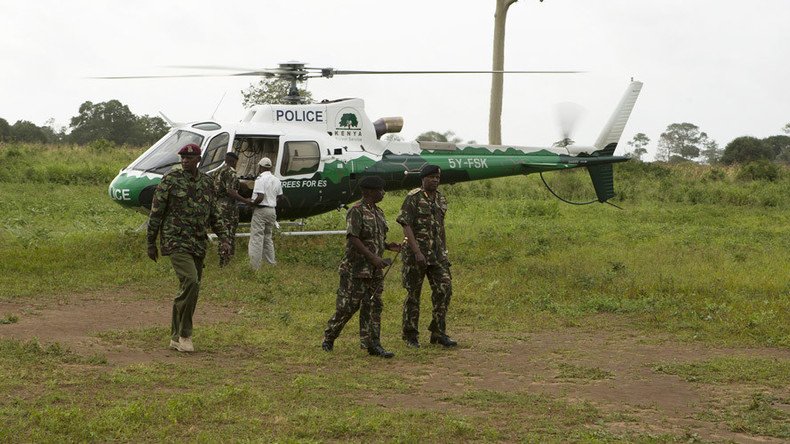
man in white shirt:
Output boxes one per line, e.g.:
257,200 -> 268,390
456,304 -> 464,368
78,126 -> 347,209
248,157 -> 283,269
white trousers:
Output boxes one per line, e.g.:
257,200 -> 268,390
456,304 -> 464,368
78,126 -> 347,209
249,206 -> 277,269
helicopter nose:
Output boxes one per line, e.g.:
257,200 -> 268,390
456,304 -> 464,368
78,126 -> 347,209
108,171 -> 160,210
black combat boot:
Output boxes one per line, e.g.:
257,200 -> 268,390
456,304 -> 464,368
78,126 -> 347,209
430,335 -> 458,347
367,344 -> 395,358
403,336 -> 420,348
321,339 -> 334,352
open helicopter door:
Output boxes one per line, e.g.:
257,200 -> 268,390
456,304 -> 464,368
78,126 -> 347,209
200,130 -> 234,175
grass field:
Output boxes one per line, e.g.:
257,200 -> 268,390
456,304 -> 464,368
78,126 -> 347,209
1,143 -> 789,442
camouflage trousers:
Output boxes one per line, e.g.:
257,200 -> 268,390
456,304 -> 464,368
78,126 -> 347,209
169,252 -> 204,340
324,273 -> 384,348
401,261 -> 452,340
217,204 -> 238,267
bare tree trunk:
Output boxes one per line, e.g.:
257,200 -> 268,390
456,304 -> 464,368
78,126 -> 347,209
488,0 -> 518,145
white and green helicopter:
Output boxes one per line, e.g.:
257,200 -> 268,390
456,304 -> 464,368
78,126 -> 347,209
106,63 -> 642,222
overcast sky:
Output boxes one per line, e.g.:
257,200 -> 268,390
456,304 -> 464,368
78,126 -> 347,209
2,0 -> 789,160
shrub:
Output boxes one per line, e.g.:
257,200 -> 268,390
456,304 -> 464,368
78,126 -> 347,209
737,161 -> 781,182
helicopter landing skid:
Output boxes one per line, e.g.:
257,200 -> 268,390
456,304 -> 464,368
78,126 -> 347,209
208,219 -> 345,241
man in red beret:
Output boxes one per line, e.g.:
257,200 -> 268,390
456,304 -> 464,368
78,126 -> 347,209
146,143 -> 232,353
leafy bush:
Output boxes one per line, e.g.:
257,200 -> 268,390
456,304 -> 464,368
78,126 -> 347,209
736,160 -> 781,182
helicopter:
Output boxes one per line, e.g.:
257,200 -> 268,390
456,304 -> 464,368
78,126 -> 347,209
106,62 -> 642,223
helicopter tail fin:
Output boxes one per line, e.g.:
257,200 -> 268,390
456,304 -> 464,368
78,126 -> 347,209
593,80 -> 643,152
586,150 -> 618,202
585,80 -> 643,203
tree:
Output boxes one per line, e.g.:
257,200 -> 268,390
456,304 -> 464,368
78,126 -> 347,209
130,114 -> 169,146
69,100 -> 139,145
10,120 -> 48,143
0,118 -> 10,142
766,135 -> 790,164
721,136 -> 774,165
626,133 -> 650,160
241,78 -> 312,107
699,139 -> 722,165
783,122 -> 790,134
489,0 -> 518,145
762,135 -> 790,158
489,0 -> 544,145
656,123 -> 713,162
416,130 -> 462,143
40,118 -> 68,144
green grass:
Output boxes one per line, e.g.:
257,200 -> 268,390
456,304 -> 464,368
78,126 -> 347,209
1,144 -> 789,440
556,363 -> 613,380
0,314 -> 18,324
698,392 -> 790,439
653,356 -> 790,388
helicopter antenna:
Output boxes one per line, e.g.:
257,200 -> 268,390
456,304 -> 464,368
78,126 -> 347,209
539,172 -> 597,205
211,91 -> 227,119
158,112 -> 177,128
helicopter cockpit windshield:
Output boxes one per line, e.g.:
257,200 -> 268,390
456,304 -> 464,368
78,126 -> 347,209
129,130 -> 204,174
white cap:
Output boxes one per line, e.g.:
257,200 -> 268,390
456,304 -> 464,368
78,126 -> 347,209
258,157 -> 272,168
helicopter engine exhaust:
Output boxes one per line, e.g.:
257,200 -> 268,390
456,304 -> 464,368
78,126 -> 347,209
373,117 -> 404,139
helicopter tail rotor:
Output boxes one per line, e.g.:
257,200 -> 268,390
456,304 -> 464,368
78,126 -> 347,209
553,102 -> 585,149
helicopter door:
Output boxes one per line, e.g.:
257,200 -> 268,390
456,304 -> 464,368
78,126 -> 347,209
277,138 -> 323,203
278,140 -> 321,177
199,132 -> 231,174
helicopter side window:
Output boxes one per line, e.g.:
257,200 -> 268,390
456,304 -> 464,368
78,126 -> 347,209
130,130 -> 204,173
199,132 -> 230,173
280,141 -> 320,176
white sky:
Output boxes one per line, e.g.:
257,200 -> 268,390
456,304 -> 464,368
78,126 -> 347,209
2,0 -> 789,160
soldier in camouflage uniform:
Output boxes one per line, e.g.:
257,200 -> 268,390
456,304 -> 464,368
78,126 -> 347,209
322,176 -> 401,358
212,152 -> 253,267
397,164 -> 457,348
147,143 -> 232,353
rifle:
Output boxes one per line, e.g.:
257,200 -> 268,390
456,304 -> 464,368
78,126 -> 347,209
370,237 -> 408,301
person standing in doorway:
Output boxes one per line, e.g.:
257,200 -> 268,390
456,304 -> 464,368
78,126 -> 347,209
213,151 -> 253,267
248,157 -> 282,269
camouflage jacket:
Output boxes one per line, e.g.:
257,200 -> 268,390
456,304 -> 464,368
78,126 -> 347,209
396,188 -> 448,265
339,201 -> 388,278
147,169 -> 228,258
213,164 -> 240,214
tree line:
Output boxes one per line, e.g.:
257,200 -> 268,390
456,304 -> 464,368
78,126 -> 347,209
0,100 -> 168,146
625,122 -> 790,166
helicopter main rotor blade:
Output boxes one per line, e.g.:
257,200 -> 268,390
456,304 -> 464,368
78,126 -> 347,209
166,64 -> 263,72
89,72 -> 277,80
320,69 -> 583,77
90,65 -> 582,80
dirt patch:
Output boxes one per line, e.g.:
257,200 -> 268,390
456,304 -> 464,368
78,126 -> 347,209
369,320 -> 790,442
2,295 -> 788,442
0,291 -> 237,365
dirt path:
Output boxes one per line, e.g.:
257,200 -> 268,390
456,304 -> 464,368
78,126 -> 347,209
382,324 -> 790,443
0,292 -> 238,365
1,295 -> 788,442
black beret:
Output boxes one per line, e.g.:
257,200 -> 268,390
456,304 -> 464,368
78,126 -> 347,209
225,151 -> 239,160
419,164 -> 441,178
359,175 -> 385,189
